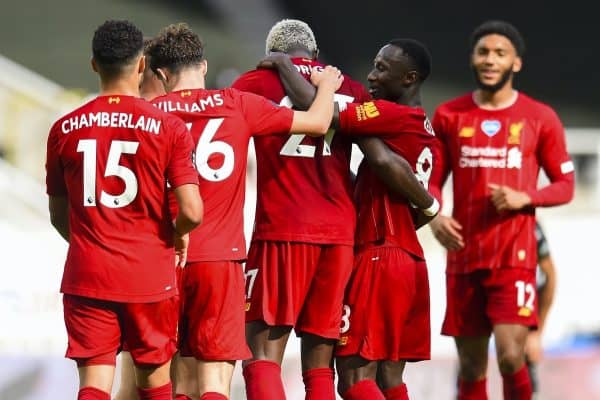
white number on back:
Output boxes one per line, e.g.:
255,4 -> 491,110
279,94 -> 354,158
188,118 -> 234,182
77,139 -> 139,208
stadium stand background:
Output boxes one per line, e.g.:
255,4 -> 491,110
0,1 -> 598,398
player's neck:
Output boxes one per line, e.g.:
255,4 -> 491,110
99,77 -> 140,98
473,85 -> 518,110
170,69 -> 206,92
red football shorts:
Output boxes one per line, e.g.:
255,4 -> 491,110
442,267 -> 538,337
178,261 -> 251,360
335,246 -> 430,361
245,241 -> 353,339
63,294 -> 178,367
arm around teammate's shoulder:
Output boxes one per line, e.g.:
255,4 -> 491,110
289,66 -> 343,136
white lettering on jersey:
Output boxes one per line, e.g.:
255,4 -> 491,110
62,113 -> 161,135
459,145 -> 522,169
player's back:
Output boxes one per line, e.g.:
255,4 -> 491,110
46,95 -> 196,302
340,100 -> 438,260
232,58 -> 370,245
153,87 -> 293,261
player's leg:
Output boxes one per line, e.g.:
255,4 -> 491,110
377,361 -> 408,400
487,267 -> 537,400
243,321 -> 291,400
63,295 -> 121,399
297,245 -> 353,400
123,297 -> 178,400
183,261 -> 251,399
442,271 -> 492,400
243,240 -> 317,400
172,353 -> 198,400
455,336 -> 491,399
114,351 -> 138,400
375,255 -> 431,400
336,356 -> 383,399
172,265 -> 199,399
494,324 -> 530,400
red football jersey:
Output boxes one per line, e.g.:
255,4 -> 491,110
152,88 -> 293,262
339,100 -> 440,260
432,92 -> 574,273
46,95 -> 198,302
232,58 -> 371,245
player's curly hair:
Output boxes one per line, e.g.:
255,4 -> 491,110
470,20 -> 525,57
388,38 -> 432,82
265,19 -> 317,56
147,23 -> 204,73
92,20 -> 143,76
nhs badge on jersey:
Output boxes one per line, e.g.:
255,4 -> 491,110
481,120 -> 502,137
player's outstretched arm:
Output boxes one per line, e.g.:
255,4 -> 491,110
290,66 -> 343,136
49,195 -> 70,242
358,137 -> 438,227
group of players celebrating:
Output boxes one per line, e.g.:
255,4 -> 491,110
46,16 -> 573,400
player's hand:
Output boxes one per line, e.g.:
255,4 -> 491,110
173,232 -> 189,268
257,52 -> 291,69
488,183 -> 531,211
311,65 -> 344,91
430,214 -> 465,251
525,331 -> 543,363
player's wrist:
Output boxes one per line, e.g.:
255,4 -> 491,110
422,198 -> 440,217
172,220 -> 185,236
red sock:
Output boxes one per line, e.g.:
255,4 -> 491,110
200,393 -> 228,399
303,368 -> 335,400
502,365 -> 532,400
383,383 -> 409,400
458,378 -> 487,400
77,387 -> 110,400
137,382 -> 173,400
342,379 -> 385,400
175,395 -> 192,400
243,360 -> 286,400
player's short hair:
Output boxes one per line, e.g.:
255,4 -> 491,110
147,23 -> 204,73
92,20 -> 144,77
143,37 -> 154,55
388,38 -> 432,82
470,20 -> 525,57
265,19 -> 317,55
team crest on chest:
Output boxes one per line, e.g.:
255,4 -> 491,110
481,120 -> 501,137
508,121 -> 523,144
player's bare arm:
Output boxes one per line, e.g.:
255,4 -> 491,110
48,195 -> 70,242
260,53 -> 342,130
290,65 -> 343,135
357,137 -> 438,225
172,183 -> 203,266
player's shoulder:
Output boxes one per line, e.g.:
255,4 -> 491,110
435,93 -> 475,115
51,96 -> 98,128
134,95 -> 187,130
516,92 -> 558,118
232,68 -> 277,90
